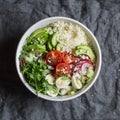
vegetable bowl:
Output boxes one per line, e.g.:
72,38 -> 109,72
16,17 -> 102,101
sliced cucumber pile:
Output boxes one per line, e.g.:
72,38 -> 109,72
47,32 -> 61,51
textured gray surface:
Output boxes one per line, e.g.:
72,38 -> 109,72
0,0 -> 120,120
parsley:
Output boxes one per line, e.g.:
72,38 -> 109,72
21,61 -> 50,95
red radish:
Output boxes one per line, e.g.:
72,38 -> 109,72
73,59 -> 94,75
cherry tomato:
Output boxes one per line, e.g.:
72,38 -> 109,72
56,63 -> 70,76
46,50 -> 62,66
62,51 -> 75,63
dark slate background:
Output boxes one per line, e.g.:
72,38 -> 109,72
0,0 -> 120,120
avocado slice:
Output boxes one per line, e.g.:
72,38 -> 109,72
87,67 -> 94,78
75,45 -> 96,63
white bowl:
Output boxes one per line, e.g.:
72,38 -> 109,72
16,17 -> 102,101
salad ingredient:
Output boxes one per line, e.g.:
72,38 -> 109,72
25,53 -> 35,62
73,59 -> 94,75
46,50 -> 62,66
27,27 -> 50,45
60,86 -> 72,95
46,32 -> 59,51
20,59 -> 26,68
69,91 -> 75,95
46,89 -> 58,97
81,76 -> 87,84
19,28 -> 50,60
62,51 -> 75,63
42,81 -> 58,94
55,43 -> 61,51
20,60 -> 50,94
72,59 -> 95,88
87,67 -> 94,78
72,77 -> 82,89
81,62 -> 93,75
51,32 -> 58,47
55,76 -> 70,89
47,41 -> 53,51
26,44 -> 46,53
75,45 -> 95,62
56,63 -> 70,76
45,74 -> 55,85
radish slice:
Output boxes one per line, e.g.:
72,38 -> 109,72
81,63 -> 93,75
73,59 -> 94,75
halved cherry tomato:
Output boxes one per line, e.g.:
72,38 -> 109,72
56,63 -> 70,76
46,50 -> 62,66
62,51 -> 75,63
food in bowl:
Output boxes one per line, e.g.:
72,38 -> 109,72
19,21 -> 96,97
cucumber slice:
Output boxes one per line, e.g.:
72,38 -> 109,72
51,33 -> 58,47
55,43 -> 61,51
47,41 -> 52,51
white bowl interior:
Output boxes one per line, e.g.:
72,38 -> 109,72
16,17 -> 102,101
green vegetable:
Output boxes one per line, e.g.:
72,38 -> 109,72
55,43 -> 61,51
47,41 -> 53,51
87,67 -> 94,78
26,44 -> 47,53
74,45 -> 96,63
51,32 -> 58,47
31,27 -> 49,37
81,76 -> 89,84
60,75 -> 71,81
26,44 -> 45,50
27,27 -> 50,45
19,27 -> 50,60
20,60 -> 50,95
80,67 -> 94,84
70,91 -> 75,95
46,32 -> 59,51
42,81 -> 58,94
68,90 -> 76,95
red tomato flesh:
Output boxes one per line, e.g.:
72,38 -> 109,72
62,51 -> 75,63
56,63 -> 70,76
46,50 -> 62,66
